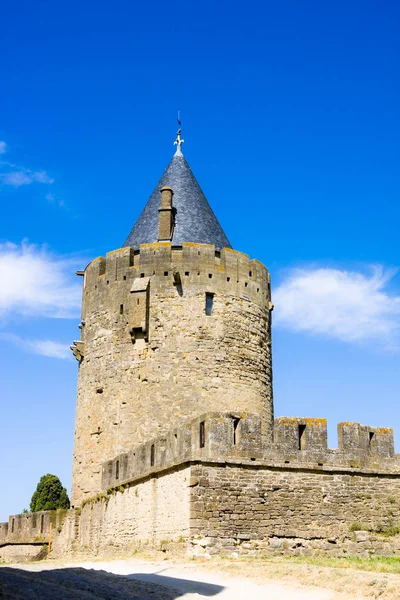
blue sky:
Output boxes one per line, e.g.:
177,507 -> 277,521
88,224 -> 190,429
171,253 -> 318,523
0,0 -> 399,520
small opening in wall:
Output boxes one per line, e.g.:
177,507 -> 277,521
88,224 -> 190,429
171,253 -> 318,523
32,515 -> 37,529
123,275 -> 126,280
250,458 -> 256,461
115,460 -> 120,480
208,273 -> 212,279
227,277 -> 230,282
150,444 -> 155,466
298,424 -> 307,450
198,272 -> 200,276
245,282 -> 248,287
284,460 -> 290,464
107,280 -> 109,284
233,418 -> 241,445
205,293 -> 214,316
249,271 -> 252,277
257,288 -> 259,292
199,421 -> 205,448
11,518 -> 14,533
40,514 -> 44,534
185,272 -> 189,276
137,298 -> 140,305
164,271 -> 168,277
120,304 -> 124,314
369,431 -> 375,446
96,388 -> 103,394
140,273 -> 145,278
95,285 -> 97,290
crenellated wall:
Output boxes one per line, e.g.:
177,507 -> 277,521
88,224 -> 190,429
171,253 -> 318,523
0,510 -> 68,562
71,242 -> 273,505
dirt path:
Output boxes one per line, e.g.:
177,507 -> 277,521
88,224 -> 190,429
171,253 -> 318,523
0,557 -> 357,599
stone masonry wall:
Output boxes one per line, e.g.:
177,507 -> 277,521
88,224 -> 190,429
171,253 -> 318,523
72,242 -> 273,505
72,465 -> 190,555
190,462 -> 400,557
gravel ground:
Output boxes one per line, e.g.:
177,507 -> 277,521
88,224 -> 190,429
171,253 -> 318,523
0,558 -> 354,600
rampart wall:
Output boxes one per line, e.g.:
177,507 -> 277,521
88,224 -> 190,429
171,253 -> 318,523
3,414 -> 400,559
72,242 -> 273,505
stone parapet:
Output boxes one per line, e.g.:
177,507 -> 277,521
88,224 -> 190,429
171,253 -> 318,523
100,412 -> 400,493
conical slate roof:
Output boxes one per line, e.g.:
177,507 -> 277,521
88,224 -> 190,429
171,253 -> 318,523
123,152 -> 231,251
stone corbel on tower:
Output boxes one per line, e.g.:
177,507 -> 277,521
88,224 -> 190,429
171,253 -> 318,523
71,340 -> 85,362
158,186 -> 174,241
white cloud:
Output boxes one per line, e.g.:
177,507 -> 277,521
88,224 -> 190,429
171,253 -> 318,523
0,241 -> 82,319
0,141 -> 7,154
274,265 -> 400,347
0,168 -> 54,187
0,333 -> 71,359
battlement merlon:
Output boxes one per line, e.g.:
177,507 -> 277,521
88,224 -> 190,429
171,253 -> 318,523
82,243 -> 269,294
274,417 -> 395,458
100,413 -> 399,494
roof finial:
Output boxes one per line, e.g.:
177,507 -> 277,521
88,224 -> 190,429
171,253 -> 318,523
174,111 -> 184,156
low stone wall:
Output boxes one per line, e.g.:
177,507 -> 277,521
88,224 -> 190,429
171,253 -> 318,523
54,464 -> 191,556
0,543 -> 46,563
189,462 -> 400,557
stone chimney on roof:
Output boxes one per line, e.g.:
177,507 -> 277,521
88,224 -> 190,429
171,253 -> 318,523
158,186 -> 174,241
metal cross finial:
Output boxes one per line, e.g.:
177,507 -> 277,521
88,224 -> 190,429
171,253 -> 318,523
174,111 -> 184,155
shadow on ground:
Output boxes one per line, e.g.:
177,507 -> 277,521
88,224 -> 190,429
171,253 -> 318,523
0,566 -> 224,599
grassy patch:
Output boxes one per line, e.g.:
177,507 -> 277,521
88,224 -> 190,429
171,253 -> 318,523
266,555 -> 400,574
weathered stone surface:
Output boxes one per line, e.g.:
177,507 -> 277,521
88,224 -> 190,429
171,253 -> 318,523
71,243 -> 273,505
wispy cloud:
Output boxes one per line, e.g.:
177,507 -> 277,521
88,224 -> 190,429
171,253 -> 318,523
0,140 -> 54,187
274,265 -> 400,348
46,192 -> 65,208
0,241 -> 82,319
0,333 -> 71,359
0,168 -> 54,187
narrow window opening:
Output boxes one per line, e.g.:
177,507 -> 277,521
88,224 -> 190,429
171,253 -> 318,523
227,277 -> 230,282
123,275 -> 126,280
245,282 -> 248,287
137,298 -> 140,305
298,424 -> 307,450
369,431 -> 375,447
185,271 -> 189,276
208,273 -> 212,279
150,444 -> 155,466
95,285 -> 97,290
257,288 -> 259,292
115,460 -> 119,480
164,271 -> 168,276
140,273 -> 145,278
40,514 -> 44,534
11,518 -> 14,533
199,421 -> 205,448
120,304 -> 123,314
233,418 -> 241,445
107,280 -> 109,284
205,293 -> 214,316
249,271 -> 252,277
197,271 -> 200,276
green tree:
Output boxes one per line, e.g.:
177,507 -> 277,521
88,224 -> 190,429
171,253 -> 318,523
30,474 -> 70,512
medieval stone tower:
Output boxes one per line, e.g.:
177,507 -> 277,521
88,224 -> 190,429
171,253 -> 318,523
71,131 -> 274,505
